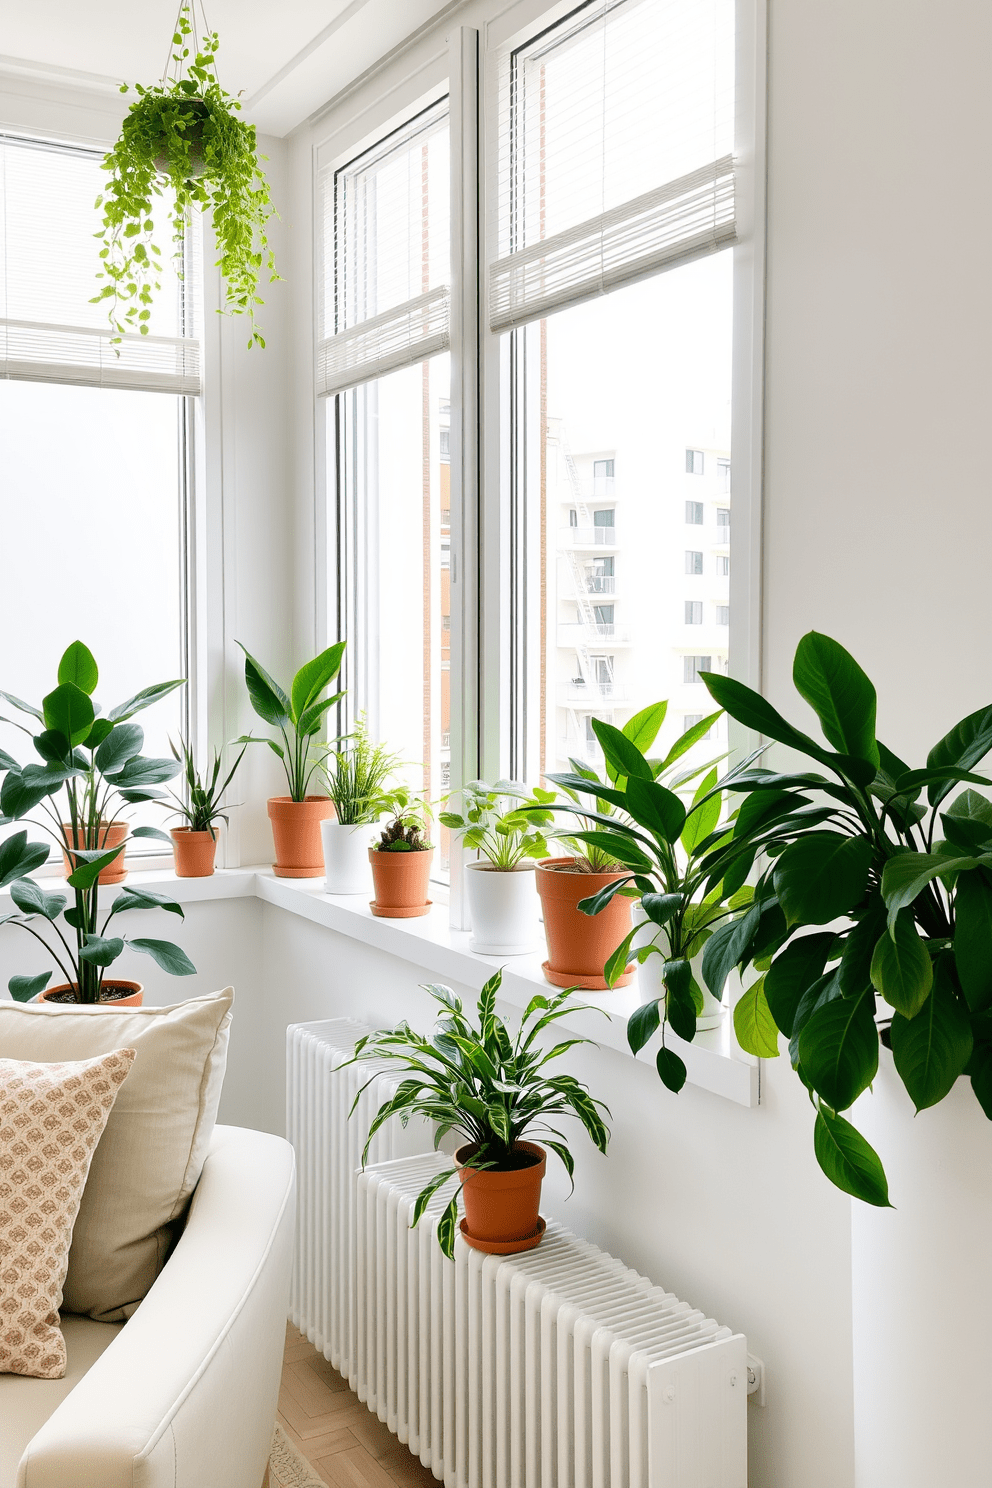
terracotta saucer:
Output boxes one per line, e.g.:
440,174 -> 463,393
369,900 -> 432,919
459,1216 -> 546,1255
541,959 -> 635,990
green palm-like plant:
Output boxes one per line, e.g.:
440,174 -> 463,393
167,735 -> 248,836
236,641 -> 345,801
347,970 -> 611,1258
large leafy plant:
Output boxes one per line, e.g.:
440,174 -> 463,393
440,780 -> 555,868
0,641 -> 194,1003
237,641 -> 345,801
700,631 -> 992,1206
94,2 -> 278,348
348,970 -> 610,1257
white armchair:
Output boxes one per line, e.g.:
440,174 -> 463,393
1,1125 -> 295,1488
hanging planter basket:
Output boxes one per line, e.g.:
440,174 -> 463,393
94,0 -> 278,348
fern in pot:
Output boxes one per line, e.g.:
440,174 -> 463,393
440,781 -> 554,955
320,719 -> 407,894
94,1 -> 278,349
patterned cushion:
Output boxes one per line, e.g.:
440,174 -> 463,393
0,1049 -> 135,1379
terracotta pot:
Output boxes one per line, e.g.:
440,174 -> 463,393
456,1141 -> 546,1252
38,980 -> 144,1008
369,846 -> 433,918
170,827 -> 217,878
535,857 -> 635,989
61,821 -> 129,885
268,797 -> 335,878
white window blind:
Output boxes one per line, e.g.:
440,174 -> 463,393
0,134 -> 201,395
317,100 -> 449,397
491,0 -> 736,333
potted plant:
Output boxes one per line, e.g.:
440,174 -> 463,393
698,630 -> 992,1206
320,719 -> 406,894
166,735 -> 249,877
0,640 -> 195,1005
369,801 -> 434,917
348,970 -> 610,1255
236,640 -> 345,877
93,2 -> 278,349
440,781 -> 554,954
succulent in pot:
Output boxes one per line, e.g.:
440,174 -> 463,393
236,640 -> 345,878
0,640 -> 195,1005
93,2 -> 278,349
166,734 -> 248,877
369,802 -> 434,917
440,781 -> 554,955
347,970 -> 610,1256
320,718 -> 407,894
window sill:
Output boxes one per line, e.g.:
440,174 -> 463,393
1,865 -> 759,1108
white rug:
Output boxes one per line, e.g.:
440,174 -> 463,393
268,1423 -> 326,1488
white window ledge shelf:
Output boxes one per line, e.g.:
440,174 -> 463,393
0,865 -> 759,1108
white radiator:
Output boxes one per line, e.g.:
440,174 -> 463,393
355,1153 -> 748,1488
285,1018 -> 431,1378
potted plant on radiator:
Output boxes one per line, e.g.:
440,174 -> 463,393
349,969 -> 610,1256
320,719 -> 406,894
440,780 -> 555,954
236,640 -> 345,877
369,798 -> 435,916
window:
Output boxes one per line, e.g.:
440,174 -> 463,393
685,601 -> 703,625
685,550 -> 703,575
685,501 -> 704,525
717,507 -> 731,528
716,605 -> 730,626
686,449 -> 704,474
593,508 -> 616,530
0,133 -> 197,855
718,554 -> 730,577
718,458 -> 731,493
439,428 -> 450,460
593,459 -> 614,478
684,655 -> 712,683
593,605 -> 615,632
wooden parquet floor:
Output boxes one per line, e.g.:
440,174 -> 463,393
277,1323 -> 437,1487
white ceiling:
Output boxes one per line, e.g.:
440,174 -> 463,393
0,0 -> 457,136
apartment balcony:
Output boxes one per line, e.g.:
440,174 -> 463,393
558,621 -> 632,645
561,681 -> 629,704
712,523 -> 730,546
585,574 -> 616,594
559,525 -> 619,549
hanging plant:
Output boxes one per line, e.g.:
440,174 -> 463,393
93,0 -> 278,348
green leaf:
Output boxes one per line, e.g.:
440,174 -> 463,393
890,956 -> 973,1111
789,969 -> 843,1064
655,1046 -> 687,1092
42,682 -> 94,748
57,640 -> 99,695
127,938 -> 196,975
764,933 -> 836,1036
663,959 -> 696,1041
839,894 -> 887,997
604,925 -> 639,987
290,642 -> 346,724
621,701 -> 667,755
699,671 -> 876,786
84,718 -> 115,750
576,877 -> 634,917
733,976 -> 781,1057
130,825 -> 173,843
94,723 -> 144,775
105,756 -> 179,787
0,832 -> 50,888
109,887 -> 184,918
591,719 -> 653,783
870,912 -> 933,1017
701,902 -> 760,997
969,1043 -> 992,1120
927,705 -> 992,808
78,935 -> 125,966
953,870 -> 992,1013
799,987 -> 878,1110
774,834 -> 872,926
31,730 -> 70,765
680,769 -> 721,855
568,830 -> 652,871
9,879 -> 65,920
66,843 -> 126,889
1,770 -> 60,820
813,1107 -> 891,1206
946,788 -> 992,830
436,1195 -> 459,1260
627,998 -> 660,1054
238,644 -> 290,727
792,631 -> 879,767
625,776 -> 686,844
657,710 -> 723,770
639,892 -> 681,927
0,691 -> 43,722
299,690 -> 345,738
9,971 -> 52,1003
108,679 -> 185,723
881,852 -> 985,928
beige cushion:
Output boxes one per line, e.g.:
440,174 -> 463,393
0,1050 -> 135,1378
0,989 -> 232,1322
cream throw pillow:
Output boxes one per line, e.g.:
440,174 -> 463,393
0,1048 -> 135,1378
0,988 -> 232,1322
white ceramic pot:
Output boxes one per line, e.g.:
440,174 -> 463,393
465,861 -> 540,955
631,904 -> 726,1027
321,820 -> 378,894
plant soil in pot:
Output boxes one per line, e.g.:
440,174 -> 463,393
39,981 -> 144,1008
321,820 -> 377,894
170,827 -> 217,878
464,861 -> 539,955
62,821 -> 129,885
369,847 -> 433,917
456,1140 -> 547,1253
268,797 -> 335,878
535,857 -> 635,989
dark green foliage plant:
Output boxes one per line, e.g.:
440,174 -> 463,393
700,631 -> 992,1206
347,970 -> 610,1257
93,2 -> 278,347
0,641 -> 194,1003
167,734 -> 248,836
236,641 -> 345,801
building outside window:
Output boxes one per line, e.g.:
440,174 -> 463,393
685,550 -> 703,574
718,554 -> 731,577
685,601 -> 703,625
686,448 -> 704,474
717,605 -> 730,626
685,501 -> 704,524
718,457 -> 731,492
684,655 -> 712,684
